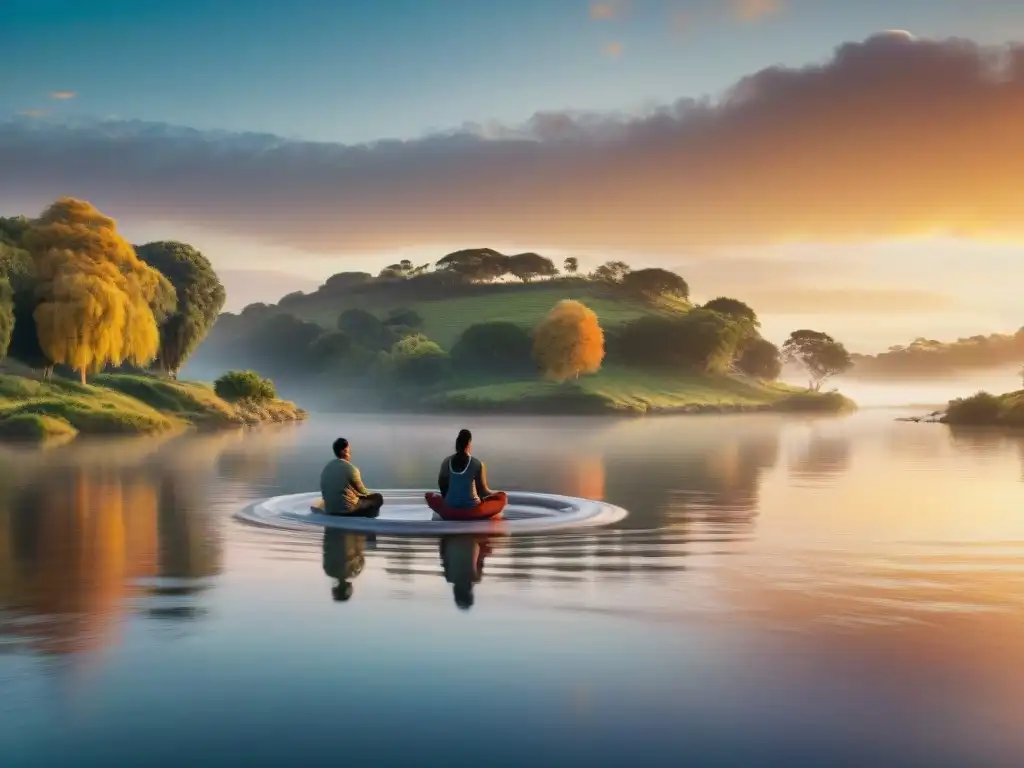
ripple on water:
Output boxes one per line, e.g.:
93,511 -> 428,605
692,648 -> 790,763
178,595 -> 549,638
234,489 -> 628,535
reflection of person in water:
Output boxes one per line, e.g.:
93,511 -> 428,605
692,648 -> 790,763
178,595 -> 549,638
322,529 -> 367,602
439,535 -> 493,610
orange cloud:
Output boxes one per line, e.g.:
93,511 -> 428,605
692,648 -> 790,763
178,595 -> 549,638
49,91 -> 77,100
740,288 -> 958,315
732,0 -> 783,22
603,41 -> 623,58
6,33 -> 1024,256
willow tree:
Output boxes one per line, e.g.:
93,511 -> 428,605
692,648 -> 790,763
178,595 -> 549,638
25,198 -> 171,383
532,300 -> 605,382
136,241 -> 226,378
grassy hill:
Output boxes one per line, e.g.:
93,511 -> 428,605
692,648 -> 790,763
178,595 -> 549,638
283,278 -> 689,348
0,370 -> 306,443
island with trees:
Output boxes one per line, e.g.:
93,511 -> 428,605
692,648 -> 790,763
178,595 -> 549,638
0,198 -> 304,443
185,247 -> 857,416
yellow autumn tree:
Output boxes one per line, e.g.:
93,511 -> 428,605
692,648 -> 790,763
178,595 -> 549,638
532,299 -> 605,382
24,198 -> 173,383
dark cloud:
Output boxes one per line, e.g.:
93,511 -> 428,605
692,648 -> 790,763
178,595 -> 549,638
3,33 -> 1024,255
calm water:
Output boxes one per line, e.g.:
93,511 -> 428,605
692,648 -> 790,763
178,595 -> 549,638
2,412 -> 1024,767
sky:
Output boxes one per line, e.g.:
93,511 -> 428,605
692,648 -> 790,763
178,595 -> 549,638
3,0 -> 1024,350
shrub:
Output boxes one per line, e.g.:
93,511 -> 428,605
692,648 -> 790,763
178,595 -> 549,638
944,391 -> 1004,425
214,370 -> 277,402
451,322 -> 534,375
387,334 -> 449,385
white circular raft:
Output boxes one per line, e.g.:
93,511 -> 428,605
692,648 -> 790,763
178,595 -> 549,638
236,489 -> 628,535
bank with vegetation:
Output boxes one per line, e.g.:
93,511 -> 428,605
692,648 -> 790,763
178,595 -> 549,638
188,248 -> 858,416
941,389 -> 1024,428
0,199 -> 303,442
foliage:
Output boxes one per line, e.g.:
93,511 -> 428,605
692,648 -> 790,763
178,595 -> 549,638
307,331 -> 353,369
336,308 -> 398,351
616,310 -> 745,374
23,198 -> 172,384
702,297 -> 758,325
0,216 -> 30,248
214,370 -> 277,402
592,260 -> 632,284
532,300 -> 605,382
320,272 -> 374,296
782,329 -> 853,391
621,268 -> 689,300
736,337 -> 782,380
383,307 -> 423,329
0,412 -> 78,442
257,313 -> 326,370
507,252 -> 558,283
0,278 -> 12,361
451,322 -> 534,374
136,241 -> 227,377
850,330 -> 1024,379
386,334 -> 449,385
435,248 -> 509,283
944,391 -> 1004,425
563,257 -> 579,275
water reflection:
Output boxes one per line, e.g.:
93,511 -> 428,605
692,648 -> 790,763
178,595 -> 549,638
439,535 -> 499,610
321,529 -> 370,602
0,433 -> 231,656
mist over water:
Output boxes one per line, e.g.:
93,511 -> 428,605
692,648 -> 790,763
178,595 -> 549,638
2,412 -> 1024,766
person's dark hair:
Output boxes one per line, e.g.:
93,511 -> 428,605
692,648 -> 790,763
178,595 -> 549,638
455,429 -> 472,454
453,583 -> 474,610
332,581 -> 354,602
332,437 -> 349,458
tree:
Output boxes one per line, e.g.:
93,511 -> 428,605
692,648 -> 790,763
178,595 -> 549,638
307,331 -> 353,370
136,241 -> 227,378
782,329 -> 853,391
703,297 -> 758,325
387,334 -> 449,385
451,322 -> 534,374
435,248 -> 509,283
736,337 -> 782,380
563,257 -> 579,275
320,272 -> 373,296
507,252 -> 558,283
621,268 -> 689,300
214,370 -> 276,402
0,278 -> 12,361
383,307 -> 423,329
532,300 -> 605,382
256,313 -> 325,370
25,198 -> 171,384
592,260 -> 632,284
615,310 -> 745,374
336,308 -> 397,351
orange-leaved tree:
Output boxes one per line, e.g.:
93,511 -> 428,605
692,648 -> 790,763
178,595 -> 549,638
25,198 -> 174,384
532,299 -> 605,382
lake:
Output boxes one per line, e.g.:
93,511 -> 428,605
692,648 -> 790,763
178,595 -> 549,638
2,412 -> 1024,767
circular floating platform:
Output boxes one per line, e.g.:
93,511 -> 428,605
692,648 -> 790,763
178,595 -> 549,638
236,489 -> 627,535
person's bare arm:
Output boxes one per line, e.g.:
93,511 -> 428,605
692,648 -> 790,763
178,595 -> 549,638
474,461 -> 495,498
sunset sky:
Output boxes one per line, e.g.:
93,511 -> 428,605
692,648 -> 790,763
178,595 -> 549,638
3,0 -> 1024,350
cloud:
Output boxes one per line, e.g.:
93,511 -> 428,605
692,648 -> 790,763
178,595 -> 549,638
17,109 -> 48,118
4,33 -> 1024,256
603,41 -> 623,58
731,0 -> 782,23
49,91 -> 77,100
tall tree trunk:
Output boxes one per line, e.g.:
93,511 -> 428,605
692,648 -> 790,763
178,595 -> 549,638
79,367 -> 86,386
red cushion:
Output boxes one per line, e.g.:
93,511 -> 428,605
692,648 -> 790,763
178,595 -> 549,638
425,492 -> 507,520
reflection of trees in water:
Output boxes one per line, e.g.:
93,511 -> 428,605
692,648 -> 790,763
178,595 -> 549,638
0,457 -> 224,656
787,429 -> 852,480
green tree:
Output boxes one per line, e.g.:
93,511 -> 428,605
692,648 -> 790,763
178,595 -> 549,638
214,370 -> 276,402
307,330 -> 353,370
336,308 -> 397,351
616,310 -> 744,374
621,268 -> 689,300
136,241 -> 227,378
507,252 -> 558,283
563,257 -> 579,275
387,334 -> 449,385
0,278 -> 13,361
703,297 -> 758,325
451,322 -> 533,374
435,248 -> 509,283
591,260 -> 631,284
782,329 -> 853,391
736,337 -> 781,380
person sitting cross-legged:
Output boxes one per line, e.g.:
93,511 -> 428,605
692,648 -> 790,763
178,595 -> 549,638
318,437 -> 384,517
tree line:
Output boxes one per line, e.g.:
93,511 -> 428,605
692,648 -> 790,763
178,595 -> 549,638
0,199 -> 225,383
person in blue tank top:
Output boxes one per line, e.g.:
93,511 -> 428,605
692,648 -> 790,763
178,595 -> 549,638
429,429 -> 507,518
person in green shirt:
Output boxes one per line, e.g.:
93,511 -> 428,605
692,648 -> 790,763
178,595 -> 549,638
318,437 -> 384,516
